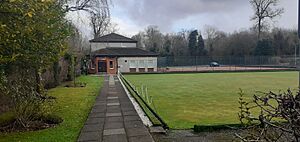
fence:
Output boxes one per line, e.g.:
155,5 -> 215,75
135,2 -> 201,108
157,56 -> 297,72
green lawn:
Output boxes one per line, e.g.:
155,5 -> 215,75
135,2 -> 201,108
0,75 -> 103,142
126,71 -> 298,129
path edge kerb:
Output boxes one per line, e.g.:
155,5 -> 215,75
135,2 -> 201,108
117,74 -> 153,127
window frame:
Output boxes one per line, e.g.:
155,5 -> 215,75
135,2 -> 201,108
109,60 -> 114,69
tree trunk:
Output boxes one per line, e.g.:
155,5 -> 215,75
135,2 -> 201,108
35,68 -> 42,94
258,18 -> 262,40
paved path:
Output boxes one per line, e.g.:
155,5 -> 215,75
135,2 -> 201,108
78,75 -> 154,142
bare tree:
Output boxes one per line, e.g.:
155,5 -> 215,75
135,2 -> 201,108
250,0 -> 284,39
203,25 -> 223,56
132,32 -> 146,49
144,26 -> 164,53
63,0 -> 110,14
90,13 -> 110,38
59,0 -> 111,38
236,89 -> 300,142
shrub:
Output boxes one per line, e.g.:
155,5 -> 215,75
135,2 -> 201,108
236,89 -> 300,142
53,61 -> 61,87
0,112 -> 15,127
40,114 -> 63,124
0,69 -> 54,128
64,53 -> 75,81
194,124 -> 243,132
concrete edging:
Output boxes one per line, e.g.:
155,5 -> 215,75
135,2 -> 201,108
117,74 -> 153,127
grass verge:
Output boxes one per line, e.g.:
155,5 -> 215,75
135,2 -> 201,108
0,75 -> 103,142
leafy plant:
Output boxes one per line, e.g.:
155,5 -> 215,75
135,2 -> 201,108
0,69 -> 55,128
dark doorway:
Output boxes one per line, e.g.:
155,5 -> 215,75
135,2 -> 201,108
98,61 -> 107,73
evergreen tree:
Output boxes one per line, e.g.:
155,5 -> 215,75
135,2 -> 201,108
254,39 -> 274,56
188,30 -> 198,56
197,34 -> 207,56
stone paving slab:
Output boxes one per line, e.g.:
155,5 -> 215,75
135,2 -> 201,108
85,117 -> 105,125
103,134 -> 127,142
104,121 -> 124,129
124,116 -> 141,122
107,103 -> 120,106
78,75 -> 154,142
105,116 -> 123,122
82,123 -> 104,132
124,120 -> 144,129
123,111 -> 138,116
78,132 -> 102,142
128,135 -> 154,142
90,112 -> 106,118
107,99 -> 119,103
103,128 -> 126,136
91,107 -> 106,113
106,108 -> 121,113
107,97 -> 118,100
106,112 -> 122,117
126,127 -> 150,137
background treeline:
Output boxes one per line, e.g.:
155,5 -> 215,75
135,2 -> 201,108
132,25 -> 299,57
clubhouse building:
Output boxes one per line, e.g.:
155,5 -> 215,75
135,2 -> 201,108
88,33 -> 158,74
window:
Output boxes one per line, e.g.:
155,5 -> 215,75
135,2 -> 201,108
139,60 -> 145,67
90,60 -> 96,69
129,60 -> 137,68
109,61 -> 114,69
148,60 -> 154,67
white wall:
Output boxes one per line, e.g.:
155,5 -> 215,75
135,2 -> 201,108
91,42 -> 137,52
117,57 -> 157,73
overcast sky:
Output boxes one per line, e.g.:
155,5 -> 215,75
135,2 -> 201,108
69,0 -> 297,38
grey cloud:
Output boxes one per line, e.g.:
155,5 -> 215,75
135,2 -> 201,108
114,0 -> 248,31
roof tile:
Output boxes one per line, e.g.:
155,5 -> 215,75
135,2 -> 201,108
92,48 -> 158,57
90,33 -> 137,43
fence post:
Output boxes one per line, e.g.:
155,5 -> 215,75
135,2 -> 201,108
141,85 -> 144,98
149,96 -> 153,105
229,56 -> 232,71
196,56 -> 198,72
146,87 -> 149,104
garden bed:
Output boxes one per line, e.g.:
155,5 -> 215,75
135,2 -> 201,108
0,76 -> 103,142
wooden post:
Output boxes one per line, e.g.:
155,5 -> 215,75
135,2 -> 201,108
146,87 -> 149,104
141,85 -> 144,98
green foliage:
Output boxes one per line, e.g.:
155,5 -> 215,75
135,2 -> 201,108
0,0 -> 73,127
64,53 -> 75,81
194,124 -> 242,132
188,30 -> 198,56
0,0 -> 73,107
255,39 -> 274,56
0,112 -> 15,127
53,61 -> 60,86
40,114 -> 63,125
0,76 -> 103,142
0,69 -> 54,128
0,0 -> 72,69
81,57 -> 88,75
197,34 -> 207,56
